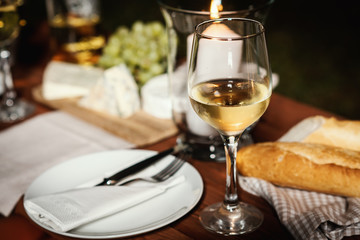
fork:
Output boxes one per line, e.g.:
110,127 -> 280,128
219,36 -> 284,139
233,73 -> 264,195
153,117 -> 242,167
117,152 -> 187,186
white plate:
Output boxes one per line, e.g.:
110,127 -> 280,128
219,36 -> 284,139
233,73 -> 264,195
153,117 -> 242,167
24,149 -> 203,239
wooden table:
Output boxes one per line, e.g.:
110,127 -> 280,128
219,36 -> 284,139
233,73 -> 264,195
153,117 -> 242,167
0,62 -> 357,240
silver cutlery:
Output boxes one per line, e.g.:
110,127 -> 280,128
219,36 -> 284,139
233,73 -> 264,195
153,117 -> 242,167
96,142 -> 188,186
118,152 -> 187,186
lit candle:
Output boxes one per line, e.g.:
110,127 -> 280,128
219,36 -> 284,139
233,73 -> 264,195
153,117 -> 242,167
187,23 -> 242,79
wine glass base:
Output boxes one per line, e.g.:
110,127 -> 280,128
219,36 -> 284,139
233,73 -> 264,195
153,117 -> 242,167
0,99 -> 35,123
199,202 -> 263,235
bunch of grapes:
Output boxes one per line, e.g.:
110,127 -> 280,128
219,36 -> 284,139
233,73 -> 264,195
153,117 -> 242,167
98,21 -> 168,87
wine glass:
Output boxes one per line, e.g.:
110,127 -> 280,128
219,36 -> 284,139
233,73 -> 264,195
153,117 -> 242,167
188,18 -> 272,235
158,0 -> 274,162
0,0 -> 34,123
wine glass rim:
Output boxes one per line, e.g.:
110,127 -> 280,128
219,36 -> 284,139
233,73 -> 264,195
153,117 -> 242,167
195,18 -> 265,40
157,0 -> 274,17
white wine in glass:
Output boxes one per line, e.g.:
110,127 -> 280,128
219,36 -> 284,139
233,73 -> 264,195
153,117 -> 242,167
0,0 -> 34,123
188,18 -> 272,235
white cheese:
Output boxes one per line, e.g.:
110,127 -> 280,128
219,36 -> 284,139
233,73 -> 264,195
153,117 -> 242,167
42,61 -> 103,100
79,64 -> 140,118
141,74 -> 172,119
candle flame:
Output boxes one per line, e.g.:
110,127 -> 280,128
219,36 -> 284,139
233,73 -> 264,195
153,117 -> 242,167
210,0 -> 223,19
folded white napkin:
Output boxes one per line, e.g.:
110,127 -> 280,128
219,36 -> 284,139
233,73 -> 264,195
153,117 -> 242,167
0,111 -> 134,216
24,176 -> 185,232
240,177 -> 360,240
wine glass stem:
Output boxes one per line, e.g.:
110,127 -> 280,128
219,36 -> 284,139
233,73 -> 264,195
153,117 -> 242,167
221,134 -> 241,208
0,49 -> 17,107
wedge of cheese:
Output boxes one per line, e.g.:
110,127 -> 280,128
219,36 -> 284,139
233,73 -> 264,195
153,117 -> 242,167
42,61 -> 103,100
79,64 -> 140,118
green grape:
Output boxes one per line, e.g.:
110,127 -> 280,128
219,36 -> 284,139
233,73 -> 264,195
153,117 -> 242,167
98,21 -> 168,87
150,22 -> 163,36
122,48 -> 133,62
149,63 -> 164,75
132,21 -> 144,33
112,57 -> 124,66
143,26 -> 153,38
98,55 -> 115,68
103,42 -> 120,57
148,51 -> 159,62
139,58 -> 151,70
115,27 -> 129,37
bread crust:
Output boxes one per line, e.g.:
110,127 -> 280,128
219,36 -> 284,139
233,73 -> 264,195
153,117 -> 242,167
303,117 -> 360,151
237,142 -> 360,197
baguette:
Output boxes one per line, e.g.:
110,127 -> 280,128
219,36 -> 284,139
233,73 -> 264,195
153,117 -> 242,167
237,142 -> 360,197
303,117 -> 360,151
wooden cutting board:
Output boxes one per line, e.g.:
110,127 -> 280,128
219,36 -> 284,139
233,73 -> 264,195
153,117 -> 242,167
32,86 -> 178,147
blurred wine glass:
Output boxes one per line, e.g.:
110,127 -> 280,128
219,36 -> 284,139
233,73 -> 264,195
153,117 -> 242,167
45,0 -> 104,65
0,0 -> 34,123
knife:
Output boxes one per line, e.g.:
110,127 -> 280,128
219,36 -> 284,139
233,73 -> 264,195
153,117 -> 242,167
95,144 -> 186,186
